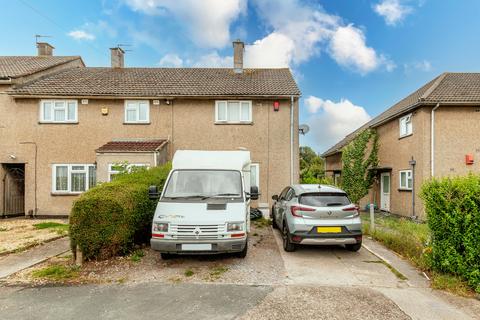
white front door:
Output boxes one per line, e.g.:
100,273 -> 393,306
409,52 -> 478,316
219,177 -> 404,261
380,173 -> 390,211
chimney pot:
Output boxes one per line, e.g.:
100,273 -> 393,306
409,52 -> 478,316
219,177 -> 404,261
37,42 -> 54,56
233,39 -> 244,74
110,47 -> 125,68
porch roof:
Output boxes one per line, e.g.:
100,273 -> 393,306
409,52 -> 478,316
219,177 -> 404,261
96,139 -> 168,153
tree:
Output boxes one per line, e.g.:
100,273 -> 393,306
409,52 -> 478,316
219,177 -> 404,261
340,129 -> 378,204
300,146 -> 327,184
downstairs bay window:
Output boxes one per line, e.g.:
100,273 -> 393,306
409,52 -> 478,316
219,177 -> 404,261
52,164 -> 96,194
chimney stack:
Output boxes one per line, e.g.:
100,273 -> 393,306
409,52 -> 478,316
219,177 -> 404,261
37,42 -> 54,56
110,47 -> 125,68
233,39 -> 244,74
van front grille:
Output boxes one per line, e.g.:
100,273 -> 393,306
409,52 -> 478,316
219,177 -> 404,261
170,224 -> 225,240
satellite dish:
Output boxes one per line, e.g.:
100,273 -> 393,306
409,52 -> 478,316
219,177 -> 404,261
299,124 -> 310,135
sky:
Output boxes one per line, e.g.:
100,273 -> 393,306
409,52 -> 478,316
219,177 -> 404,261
2,0 -> 480,153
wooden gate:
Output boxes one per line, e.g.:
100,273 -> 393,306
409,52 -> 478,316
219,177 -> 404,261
3,166 -> 25,216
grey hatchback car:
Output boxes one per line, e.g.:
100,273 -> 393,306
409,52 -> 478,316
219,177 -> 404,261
271,184 -> 362,252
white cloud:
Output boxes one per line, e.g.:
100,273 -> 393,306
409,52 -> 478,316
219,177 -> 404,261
124,0 -> 246,48
329,25 -> 395,74
67,30 -> 95,41
158,53 -> 183,67
305,96 -> 371,151
373,0 -> 413,26
194,52 -> 233,67
404,60 -> 432,73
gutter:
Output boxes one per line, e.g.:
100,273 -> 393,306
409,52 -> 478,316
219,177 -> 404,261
431,103 -> 440,177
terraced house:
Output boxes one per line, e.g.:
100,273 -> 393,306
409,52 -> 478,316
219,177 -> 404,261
0,41 -> 300,217
323,73 -> 480,219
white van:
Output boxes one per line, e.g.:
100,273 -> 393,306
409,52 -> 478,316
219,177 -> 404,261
149,150 -> 258,259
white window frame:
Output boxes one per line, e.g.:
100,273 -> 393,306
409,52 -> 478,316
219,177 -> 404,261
399,113 -> 413,138
40,100 -> 78,123
108,163 -> 149,182
215,100 -> 252,124
399,170 -> 413,190
334,173 -> 341,186
250,163 -> 260,190
124,100 -> 150,124
51,164 -> 96,194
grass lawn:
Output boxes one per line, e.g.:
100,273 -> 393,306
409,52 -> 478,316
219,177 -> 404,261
33,222 -> 69,236
361,212 -> 475,297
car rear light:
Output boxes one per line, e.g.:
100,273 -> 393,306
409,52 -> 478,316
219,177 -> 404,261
355,235 -> 362,242
342,205 -> 360,211
290,205 -> 315,217
152,233 -> 165,238
291,235 -> 302,242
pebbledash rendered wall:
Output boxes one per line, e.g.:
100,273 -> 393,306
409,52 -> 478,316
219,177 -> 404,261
0,96 -> 299,216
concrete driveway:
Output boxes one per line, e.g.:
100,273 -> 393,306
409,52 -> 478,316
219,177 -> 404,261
0,227 -> 479,320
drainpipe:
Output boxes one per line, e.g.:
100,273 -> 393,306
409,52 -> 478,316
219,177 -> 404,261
409,157 -> 416,219
290,96 -> 295,184
431,103 -> 440,177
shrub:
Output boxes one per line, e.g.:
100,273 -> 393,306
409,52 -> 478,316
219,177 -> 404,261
421,174 -> 480,293
70,163 -> 171,260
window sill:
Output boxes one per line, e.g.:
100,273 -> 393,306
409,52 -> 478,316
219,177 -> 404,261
398,133 -> 413,140
398,188 -> 412,192
51,192 -> 83,196
123,122 -> 151,125
215,121 -> 253,125
39,121 -> 79,125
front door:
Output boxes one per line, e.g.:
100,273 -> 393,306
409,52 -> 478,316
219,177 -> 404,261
380,172 -> 390,211
2,164 -> 25,216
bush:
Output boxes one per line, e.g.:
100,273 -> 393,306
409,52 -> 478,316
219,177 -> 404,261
421,174 -> 480,293
70,163 -> 171,260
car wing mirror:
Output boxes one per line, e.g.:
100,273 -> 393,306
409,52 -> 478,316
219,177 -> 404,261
272,194 -> 278,201
148,185 -> 160,200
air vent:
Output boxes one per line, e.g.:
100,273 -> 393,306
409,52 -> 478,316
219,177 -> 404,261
207,203 -> 227,210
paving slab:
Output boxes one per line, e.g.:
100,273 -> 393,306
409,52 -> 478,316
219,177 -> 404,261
0,237 -> 70,279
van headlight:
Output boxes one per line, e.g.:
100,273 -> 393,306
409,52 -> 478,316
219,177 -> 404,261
153,222 -> 169,232
227,222 -> 244,232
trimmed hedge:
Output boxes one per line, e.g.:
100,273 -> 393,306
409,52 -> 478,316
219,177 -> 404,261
421,174 -> 480,293
70,163 -> 171,260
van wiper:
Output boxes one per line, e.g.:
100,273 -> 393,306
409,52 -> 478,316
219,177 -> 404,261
201,193 -> 240,200
167,195 -> 205,200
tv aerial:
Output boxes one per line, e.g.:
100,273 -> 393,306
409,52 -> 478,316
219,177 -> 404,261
299,124 -> 310,135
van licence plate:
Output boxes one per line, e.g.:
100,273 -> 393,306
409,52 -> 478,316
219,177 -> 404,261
182,244 -> 212,251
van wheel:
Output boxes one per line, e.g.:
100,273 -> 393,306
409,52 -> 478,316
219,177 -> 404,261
161,253 -> 173,260
282,223 -> 296,252
271,208 -> 278,229
346,243 -> 362,252
235,239 -> 248,258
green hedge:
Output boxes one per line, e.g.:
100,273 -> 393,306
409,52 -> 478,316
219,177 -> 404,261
421,174 -> 480,293
70,163 -> 171,260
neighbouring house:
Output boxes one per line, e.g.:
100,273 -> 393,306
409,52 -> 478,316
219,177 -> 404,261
0,40 -> 300,217
323,73 -> 480,219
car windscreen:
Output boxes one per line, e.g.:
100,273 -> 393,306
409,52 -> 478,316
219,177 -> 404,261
163,170 -> 242,198
299,193 -> 350,207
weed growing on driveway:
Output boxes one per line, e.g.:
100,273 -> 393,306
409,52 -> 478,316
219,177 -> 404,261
209,266 -> 229,280
184,269 -> 194,277
130,249 -> 145,263
31,264 -> 79,281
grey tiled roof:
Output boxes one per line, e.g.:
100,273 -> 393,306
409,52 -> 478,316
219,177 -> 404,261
10,67 -> 301,97
0,56 -> 82,78
322,73 -> 480,157
96,139 -> 167,153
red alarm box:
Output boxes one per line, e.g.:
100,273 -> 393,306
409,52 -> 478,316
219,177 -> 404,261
466,154 -> 474,165
273,101 -> 280,112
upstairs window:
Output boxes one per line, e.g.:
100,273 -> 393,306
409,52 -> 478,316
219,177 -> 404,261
124,100 -> 150,123
399,170 -> 413,190
52,164 -> 96,194
215,101 -> 252,123
399,114 -> 413,137
40,100 -> 77,123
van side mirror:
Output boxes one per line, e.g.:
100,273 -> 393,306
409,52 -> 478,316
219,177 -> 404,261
148,185 -> 160,200
249,186 -> 259,200
272,194 -> 278,201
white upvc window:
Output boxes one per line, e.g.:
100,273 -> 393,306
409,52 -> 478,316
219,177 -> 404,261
399,170 -> 413,190
215,101 -> 252,123
52,164 -> 96,194
40,100 -> 78,123
399,114 -> 413,137
108,163 -> 149,182
250,163 -> 260,190
124,100 -> 150,123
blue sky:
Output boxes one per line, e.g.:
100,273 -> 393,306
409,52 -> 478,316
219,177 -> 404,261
2,0 -> 480,153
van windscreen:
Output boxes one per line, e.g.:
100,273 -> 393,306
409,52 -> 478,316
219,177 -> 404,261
299,193 -> 350,207
163,170 -> 242,198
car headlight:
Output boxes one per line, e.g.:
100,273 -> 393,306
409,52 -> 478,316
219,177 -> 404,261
153,222 -> 169,232
227,222 -> 244,232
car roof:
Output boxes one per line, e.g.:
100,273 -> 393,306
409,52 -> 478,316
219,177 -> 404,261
291,184 -> 346,195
